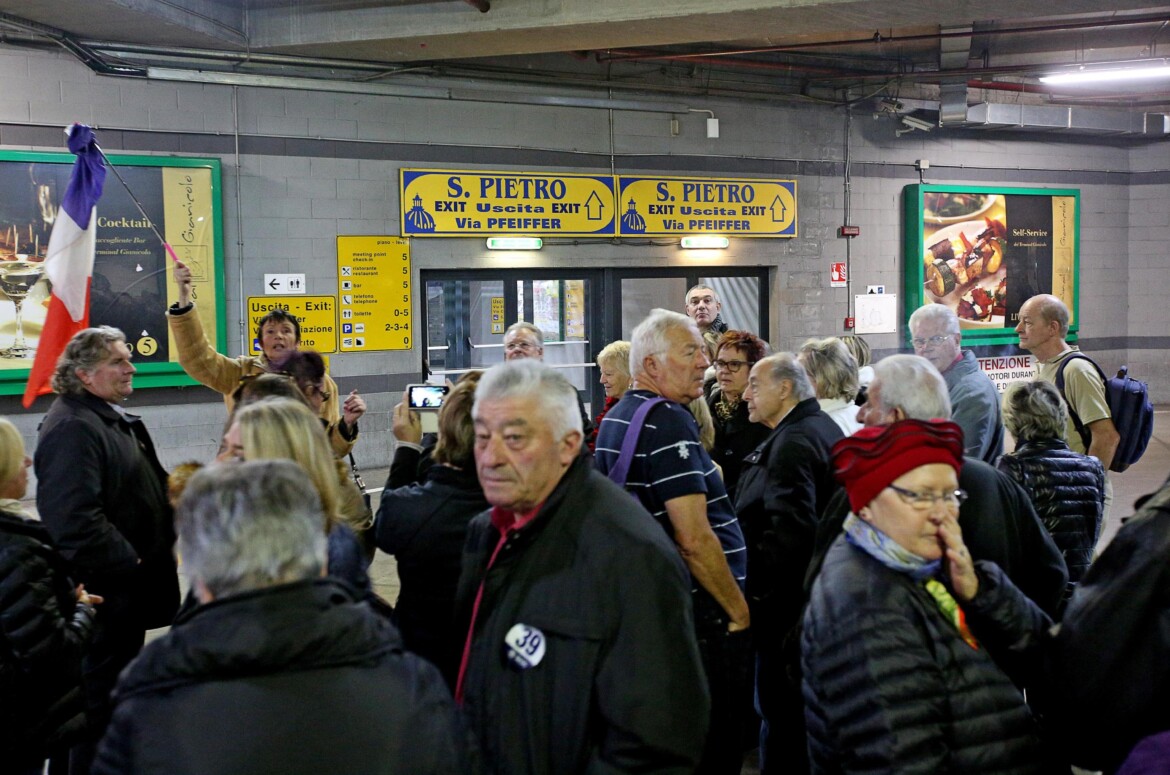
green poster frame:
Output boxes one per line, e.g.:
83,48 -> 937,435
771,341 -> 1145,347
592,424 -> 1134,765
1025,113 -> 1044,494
0,151 -> 225,394
903,184 -> 1080,347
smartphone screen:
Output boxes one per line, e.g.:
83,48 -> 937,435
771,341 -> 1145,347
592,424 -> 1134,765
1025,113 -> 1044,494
408,384 -> 449,409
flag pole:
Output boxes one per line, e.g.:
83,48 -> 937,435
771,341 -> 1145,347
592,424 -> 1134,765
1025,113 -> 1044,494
93,145 -> 180,264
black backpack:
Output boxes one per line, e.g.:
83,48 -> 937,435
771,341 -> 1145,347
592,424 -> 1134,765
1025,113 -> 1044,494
1055,353 -> 1154,473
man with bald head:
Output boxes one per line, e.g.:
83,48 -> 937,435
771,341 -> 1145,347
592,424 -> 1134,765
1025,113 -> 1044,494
1016,294 -> 1119,469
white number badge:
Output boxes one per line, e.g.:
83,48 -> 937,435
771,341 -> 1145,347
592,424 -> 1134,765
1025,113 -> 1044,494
504,623 -> 546,670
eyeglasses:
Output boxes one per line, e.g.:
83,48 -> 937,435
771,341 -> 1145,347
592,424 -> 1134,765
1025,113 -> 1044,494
308,384 -> 331,402
505,341 -> 539,352
714,359 -> 749,373
886,483 -> 968,510
911,334 -> 954,348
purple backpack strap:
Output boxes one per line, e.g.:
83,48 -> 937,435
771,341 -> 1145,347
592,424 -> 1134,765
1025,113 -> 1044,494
608,396 -> 667,487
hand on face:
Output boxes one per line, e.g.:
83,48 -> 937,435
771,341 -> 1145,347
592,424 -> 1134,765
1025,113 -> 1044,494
938,512 -> 978,602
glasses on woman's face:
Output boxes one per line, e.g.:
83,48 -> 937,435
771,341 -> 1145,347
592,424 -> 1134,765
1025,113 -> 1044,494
714,359 -> 749,373
886,483 -> 968,510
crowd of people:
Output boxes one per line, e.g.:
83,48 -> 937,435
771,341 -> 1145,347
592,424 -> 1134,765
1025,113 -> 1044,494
2,279 -> 1167,775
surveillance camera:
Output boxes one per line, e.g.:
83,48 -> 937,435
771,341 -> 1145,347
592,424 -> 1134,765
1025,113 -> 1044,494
901,116 -> 935,132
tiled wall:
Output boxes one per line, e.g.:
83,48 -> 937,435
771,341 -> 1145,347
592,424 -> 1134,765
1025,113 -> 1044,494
1,46 -> 1166,485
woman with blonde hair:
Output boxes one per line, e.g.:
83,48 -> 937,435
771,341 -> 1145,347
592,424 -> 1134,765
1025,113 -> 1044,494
591,340 -> 631,451
798,337 -> 862,435
1,418 -> 100,774
224,398 -> 376,597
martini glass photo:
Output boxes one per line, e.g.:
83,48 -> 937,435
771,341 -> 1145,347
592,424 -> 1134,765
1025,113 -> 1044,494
0,258 -> 46,358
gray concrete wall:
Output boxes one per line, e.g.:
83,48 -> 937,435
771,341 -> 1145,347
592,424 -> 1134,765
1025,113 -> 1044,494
1,46 -> 1166,487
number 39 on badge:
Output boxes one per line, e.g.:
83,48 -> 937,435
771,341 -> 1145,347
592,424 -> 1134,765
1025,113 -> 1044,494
504,623 -> 546,670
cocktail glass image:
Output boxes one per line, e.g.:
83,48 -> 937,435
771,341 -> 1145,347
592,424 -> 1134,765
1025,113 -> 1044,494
0,259 -> 46,358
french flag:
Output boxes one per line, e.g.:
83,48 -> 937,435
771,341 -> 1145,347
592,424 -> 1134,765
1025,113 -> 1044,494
22,124 -> 107,408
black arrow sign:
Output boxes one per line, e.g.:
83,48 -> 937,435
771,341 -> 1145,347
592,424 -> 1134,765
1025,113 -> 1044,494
268,278 -> 279,290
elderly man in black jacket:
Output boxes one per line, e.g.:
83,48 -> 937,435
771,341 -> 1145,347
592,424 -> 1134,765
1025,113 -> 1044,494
456,360 -> 709,775
35,326 -> 179,774
735,352 -> 843,775
93,461 -> 470,775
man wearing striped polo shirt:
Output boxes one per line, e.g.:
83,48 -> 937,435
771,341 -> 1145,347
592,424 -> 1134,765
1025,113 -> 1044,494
595,308 -> 751,775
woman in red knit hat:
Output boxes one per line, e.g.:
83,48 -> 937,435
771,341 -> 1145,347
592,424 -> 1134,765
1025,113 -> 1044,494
800,418 -> 1058,774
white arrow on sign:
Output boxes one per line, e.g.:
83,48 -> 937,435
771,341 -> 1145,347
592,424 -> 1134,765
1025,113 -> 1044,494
264,274 -> 306,295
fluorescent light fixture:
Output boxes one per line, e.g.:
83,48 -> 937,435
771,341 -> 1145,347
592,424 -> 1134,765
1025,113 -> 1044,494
1040,61 -> 1170,85
680,236 -> 729,249
486,237 -> 543,250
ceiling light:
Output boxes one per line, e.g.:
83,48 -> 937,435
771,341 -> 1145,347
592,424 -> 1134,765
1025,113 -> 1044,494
486,237 -> 542,250
1040,61 -> 1170,85
680,236 -> 729,249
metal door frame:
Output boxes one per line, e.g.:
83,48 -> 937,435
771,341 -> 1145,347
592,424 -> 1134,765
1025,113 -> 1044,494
421,265 -> 769,414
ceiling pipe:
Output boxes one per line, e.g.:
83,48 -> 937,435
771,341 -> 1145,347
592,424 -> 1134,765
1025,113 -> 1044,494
598,12 -> 1170,63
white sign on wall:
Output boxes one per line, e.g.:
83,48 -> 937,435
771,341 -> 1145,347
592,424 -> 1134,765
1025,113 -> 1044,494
264,274 -> 306,294
977,355 -> 1037,393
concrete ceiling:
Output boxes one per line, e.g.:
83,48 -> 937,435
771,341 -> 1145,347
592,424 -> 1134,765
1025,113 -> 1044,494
2,0 -> 1169,117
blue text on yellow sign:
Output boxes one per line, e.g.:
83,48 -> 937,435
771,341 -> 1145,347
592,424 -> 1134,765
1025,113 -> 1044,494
401,169 -> 615,237
616,176 -> 797,237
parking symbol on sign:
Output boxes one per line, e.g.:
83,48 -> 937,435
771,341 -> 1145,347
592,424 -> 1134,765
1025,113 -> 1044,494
342,323 -> 353,334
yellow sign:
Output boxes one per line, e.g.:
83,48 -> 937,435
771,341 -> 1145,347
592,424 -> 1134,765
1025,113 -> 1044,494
616,176 -> 797,237
163,167 -> 218,358
401,169 -> 615,237
246,296 -> 337,354
336,236 -> 412,351
490,296 -> 504,335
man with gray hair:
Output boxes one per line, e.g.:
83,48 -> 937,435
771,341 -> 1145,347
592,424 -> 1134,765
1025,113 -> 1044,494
909,303 -> 1004,463
734,353 -> 842,775
456,360 -> 708,774
809,354 -> 1068,617
595,309 -> 750,775
501,320 -> 593,440
35,326 -> 179,773
92,461 -> 468,775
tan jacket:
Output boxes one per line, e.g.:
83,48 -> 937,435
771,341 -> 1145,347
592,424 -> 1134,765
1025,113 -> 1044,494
167,304 -> 356,457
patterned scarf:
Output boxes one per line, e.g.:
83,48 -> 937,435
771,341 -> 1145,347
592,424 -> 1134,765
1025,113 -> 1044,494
844,514 -> 979,649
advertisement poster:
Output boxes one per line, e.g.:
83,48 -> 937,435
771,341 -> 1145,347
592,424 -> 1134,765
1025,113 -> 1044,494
0,151 -> 224,394
903,185 -> 1079,345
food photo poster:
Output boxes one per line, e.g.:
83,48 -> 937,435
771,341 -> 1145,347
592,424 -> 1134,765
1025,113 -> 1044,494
903,185 -> 1078,345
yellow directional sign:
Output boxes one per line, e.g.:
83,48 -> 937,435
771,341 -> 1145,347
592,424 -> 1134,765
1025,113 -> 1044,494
401,169 -> 615,237
247,296 -> 337,354
490,296 -> 504,335
336,236 -> 412,351
616,176 -> 797,237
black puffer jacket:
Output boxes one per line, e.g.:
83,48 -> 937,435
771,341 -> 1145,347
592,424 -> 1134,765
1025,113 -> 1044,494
376,463 -> 488,685
997,439 -> 1105,590
803,538 -> 1054,774
0,508 -> 96,768
93,579 -> 472,775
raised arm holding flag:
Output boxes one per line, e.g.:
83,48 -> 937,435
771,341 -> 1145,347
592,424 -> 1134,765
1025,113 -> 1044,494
21,124 -> 106,408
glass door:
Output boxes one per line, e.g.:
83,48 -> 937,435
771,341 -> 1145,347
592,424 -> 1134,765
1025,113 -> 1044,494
422,269 -> 604,417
